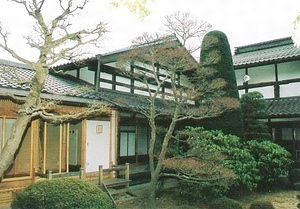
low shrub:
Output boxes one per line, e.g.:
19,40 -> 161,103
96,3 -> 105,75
186,127 -> 260,190
11,178 -> 114,209
246,140 -> 293,188
163,157 -> 236,200
209,197 -> 242,209
249,201 -> 275,209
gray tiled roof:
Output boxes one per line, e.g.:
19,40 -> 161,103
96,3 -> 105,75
264,96 -> 300,117
0,59 -> 168,112
0,59 -> 87,96
233,37 -> 300,67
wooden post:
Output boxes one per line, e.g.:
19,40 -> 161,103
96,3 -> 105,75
125,163 -> 129,190
43,122 -> 47,174
47,170 -> 52,180
66,123 -> 70,173
79,167 -> 84,180
32,167 -> 36,183
59,124 -> 62,173
99,165 -> 103,185
109,161 -> 114,178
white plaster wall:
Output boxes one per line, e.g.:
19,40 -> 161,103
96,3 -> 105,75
85,120 -> 111,171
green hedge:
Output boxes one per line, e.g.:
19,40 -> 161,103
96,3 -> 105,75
11,178 -> 114,209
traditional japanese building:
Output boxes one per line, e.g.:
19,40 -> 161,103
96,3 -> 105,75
0,35 -> 197,204
233,37 -> 300,162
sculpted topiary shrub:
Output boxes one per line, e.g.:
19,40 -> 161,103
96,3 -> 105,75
198,30 -> 243,138
11,178 -> 114,209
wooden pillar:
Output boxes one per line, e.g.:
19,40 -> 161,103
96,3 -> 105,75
30,120 -> 34,178
47,170 -> 53,180
114,111 -> 119,165
32,167 -> 36,183
79,167 -> 84,180
109,112 -> 113,166
66,123 -> 70,173
125,163 -> 130,190
81,120 -> 87,172
109,161 -> 113,178
99,165 -> 103,185
59,124 -> 62,173
95,55 -> 102,92
42,122 -> 47,174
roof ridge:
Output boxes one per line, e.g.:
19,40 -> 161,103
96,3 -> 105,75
265,96 -> 300,101
0,58 -> 33,70
234,37 -> 293,55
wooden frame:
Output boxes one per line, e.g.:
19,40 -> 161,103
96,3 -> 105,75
99,163 -> 130,195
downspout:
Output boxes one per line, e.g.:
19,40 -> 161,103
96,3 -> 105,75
95,54 -> 102,92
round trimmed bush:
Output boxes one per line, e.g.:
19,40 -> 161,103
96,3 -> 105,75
250,201 -> 275,209
11,178 -> 114,209
209,197 -> 242,209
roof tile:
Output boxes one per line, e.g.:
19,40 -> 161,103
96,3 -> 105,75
0,59 -> 169,112
233,37 -> 300,67
264,97 -> 300,117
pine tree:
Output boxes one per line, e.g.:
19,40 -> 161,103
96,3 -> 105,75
241,92 -> 271,141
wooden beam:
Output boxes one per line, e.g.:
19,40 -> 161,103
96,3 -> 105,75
0,88 -> 107,106
238,77 -> 300,90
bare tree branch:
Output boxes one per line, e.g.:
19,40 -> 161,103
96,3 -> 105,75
0,0 -> 107,179
164,11 -> 212,55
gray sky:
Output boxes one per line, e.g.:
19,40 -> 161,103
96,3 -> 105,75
0,0 -> 299,62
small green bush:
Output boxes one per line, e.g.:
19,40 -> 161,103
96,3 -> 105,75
241,92 -> 271,141
209,197 -> 242,209
11,178 -> 114,209
247,140 -> 293,187
249,201 -> 275,209
186,127 -> 260,190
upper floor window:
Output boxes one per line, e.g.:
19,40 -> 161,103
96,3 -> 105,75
248,64 -> 275,84
277,60 -> 300,81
